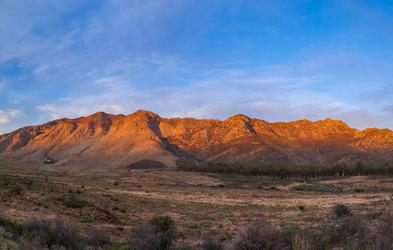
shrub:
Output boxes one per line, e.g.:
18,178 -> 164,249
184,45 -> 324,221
128,215 -> 178,250
9,185 -> 22,195
377,210 -> 393,250
88,228 -> 111,247
334,204 -> 351,217
336,216 -> 371,248
150,215 -> 178,249
233,219 -> 286,250
0,216 -> 25,240
292,184 -> 342,193
62,194 -> 85,209
201,234 -> 223,250
19,238 -> 47,250
128,223 -> 161,250
25,217 -> 84,249
290,229 -> 313,250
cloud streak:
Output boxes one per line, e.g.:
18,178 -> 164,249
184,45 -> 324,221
0,109 -> 23,134
1,0 -> 393,133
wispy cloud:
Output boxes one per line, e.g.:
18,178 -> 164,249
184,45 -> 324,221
1,0 -> 393,133
0,109 -> 23,134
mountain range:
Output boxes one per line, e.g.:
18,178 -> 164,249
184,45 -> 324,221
1,110 -> 393,168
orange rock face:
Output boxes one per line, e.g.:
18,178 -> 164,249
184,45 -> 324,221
1,110 -> 393,167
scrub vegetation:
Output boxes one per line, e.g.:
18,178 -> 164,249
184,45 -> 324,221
1,161 -> 393,249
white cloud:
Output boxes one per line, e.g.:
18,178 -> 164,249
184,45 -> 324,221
33,65 -> 47,74
37,103 -> 125,120
0,109 -> 23,134
0,109 -> 23,124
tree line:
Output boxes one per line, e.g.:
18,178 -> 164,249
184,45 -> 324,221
178,162 -> 393,179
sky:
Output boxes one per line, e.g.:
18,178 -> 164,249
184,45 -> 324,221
1,0 -> 393,134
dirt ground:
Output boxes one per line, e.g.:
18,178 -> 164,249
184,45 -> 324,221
1,160 -> 393,246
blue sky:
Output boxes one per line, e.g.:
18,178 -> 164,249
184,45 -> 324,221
1,0 -> 393,133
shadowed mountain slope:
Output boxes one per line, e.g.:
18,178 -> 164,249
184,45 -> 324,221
1,110 -> 393,167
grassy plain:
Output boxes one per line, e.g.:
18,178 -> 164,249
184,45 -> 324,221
1,160 -> 393,248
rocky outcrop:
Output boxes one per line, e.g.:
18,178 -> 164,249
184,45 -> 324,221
1,110 -> 393,167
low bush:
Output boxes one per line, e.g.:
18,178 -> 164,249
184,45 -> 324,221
8,185 -> 22,196
201,234 -> 224,250
19,238 -> 47,250
0,216 -> 25,240
128,215 -> 178,250
150,215 -> 178,249
336,216 -> 373,249
25,217 -> 84,249
128,223 -> 161,250
334,204 -> 351,217
292,184 -> 343,193
88,228 -> 111,247
0,216 -> 119,249
377,209 -> 393,250
290,229 -> 313,250
233,219 -> 286,250
62,194 -> 86,209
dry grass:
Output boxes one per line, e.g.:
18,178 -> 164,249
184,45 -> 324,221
1,161 -> 393,248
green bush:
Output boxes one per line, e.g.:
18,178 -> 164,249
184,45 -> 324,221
292,184 -> 343,193
150,215 -> 178,249
0,216 -> 25,240
8,185 -> 22,196
62,194 -> 85,209
334,204 -> 351,217
128,215 -> 178,250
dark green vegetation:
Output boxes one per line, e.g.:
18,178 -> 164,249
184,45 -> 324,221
333,204 -> 351,218
233,208 -> 393,250
292,184 -> 343,193
179,162 -> 393,178
128,215 -> 178,250
0,216 -> 111,249
128,160 -> 168,170
3,207 -> 393,249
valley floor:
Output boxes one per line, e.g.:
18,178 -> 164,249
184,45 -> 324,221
1,161 -> 393,249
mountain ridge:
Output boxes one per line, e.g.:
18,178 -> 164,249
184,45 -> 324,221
1,110 -> 393,168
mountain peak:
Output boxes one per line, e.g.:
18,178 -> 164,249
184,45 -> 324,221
225,114 -> 251,122
91,111 -> 110,116
130,110 -> 160,119
319,118 -> 351,128
88,111 -> 112,119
